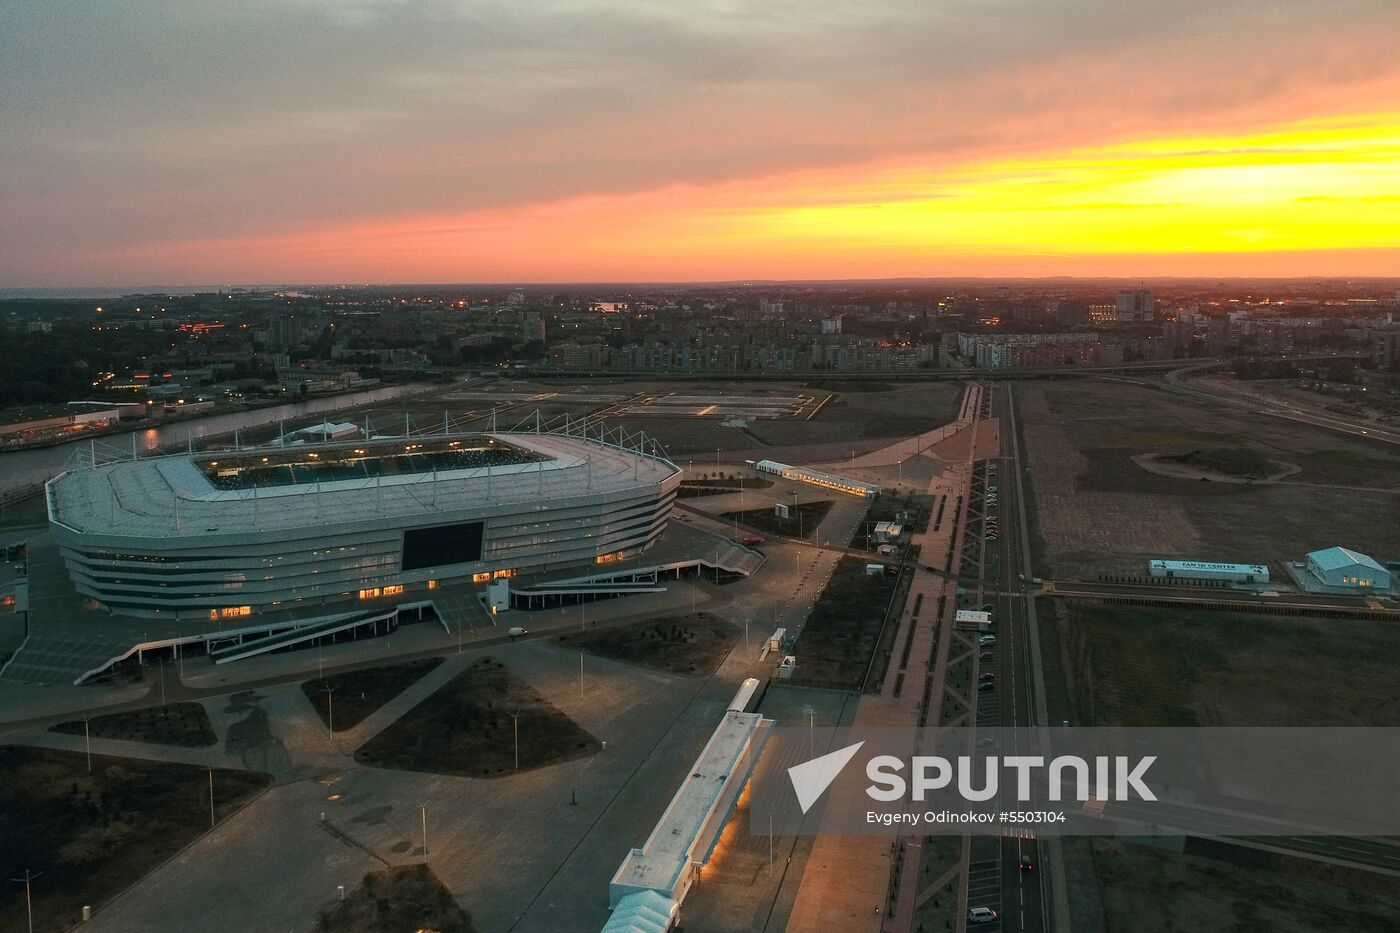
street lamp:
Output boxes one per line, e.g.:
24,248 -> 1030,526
419,801 -> 429,862
10,869 -> 41,933
323,685 -> 337,736
509,710 -> 521,771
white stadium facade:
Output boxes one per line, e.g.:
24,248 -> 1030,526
45,426 -> 681,622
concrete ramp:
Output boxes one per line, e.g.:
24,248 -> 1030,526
0,633 -> 129,685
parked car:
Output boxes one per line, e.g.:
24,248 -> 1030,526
978,635 -> 997,646
969,907 -> 999,924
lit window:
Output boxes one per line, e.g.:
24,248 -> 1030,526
359,587 -> 381,599
427,579 -> 438,590
472,572 -> 491,584
493,569 -> 516,580
382,584 -> 404,596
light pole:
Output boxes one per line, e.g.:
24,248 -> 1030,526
509,711 -> 521,771
419,801 -> 429,861
159,657 -> 166,708
208,769 -> 215,828
83,719 -> 91,772
323,685 -> 337,736
11,869 -> 40,933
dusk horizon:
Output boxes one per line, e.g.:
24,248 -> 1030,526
4,2 -> 1399,286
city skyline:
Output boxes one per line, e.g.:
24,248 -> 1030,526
3,1 -> 1399,286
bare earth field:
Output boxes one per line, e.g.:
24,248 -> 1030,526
1048,600 -> 1400,727
0,747 -> 270,933
354,657 -> 600,777
314,865 -> 475,933
556,612 -> 738,677
1043,600 -> 1400,930
1018,379 -> 1400,579
1089,837 -> 1400,933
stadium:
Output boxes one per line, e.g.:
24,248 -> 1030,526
45,424 -> 682,622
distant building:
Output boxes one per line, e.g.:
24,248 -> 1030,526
1371,328 -> 1400,370
1305,546 -> 1390,590
1115,290 -> 1155,323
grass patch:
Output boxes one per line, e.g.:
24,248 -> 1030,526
50,702 -> 216,748
790,556 -> 897,687
354,657 -> 600,777
1164,447 -> 1278,478
721,499 -> 833,540
557,612 -> 738,676
0,746 -> 270,933
314,864 -> 475,933
302,658 -> 444,731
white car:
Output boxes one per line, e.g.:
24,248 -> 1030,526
969,907 -> 999,923
978,635 -> 997,646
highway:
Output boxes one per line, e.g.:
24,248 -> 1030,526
961,384 -> 1050,933
1117,361 -> 1400,448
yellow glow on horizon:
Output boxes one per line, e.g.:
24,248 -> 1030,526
731,114 -> 1400,260
119,112 -> 1400,278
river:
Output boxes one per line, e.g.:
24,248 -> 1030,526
1,382 -> 438,498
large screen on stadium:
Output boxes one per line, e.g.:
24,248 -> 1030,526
402,521 -> 484,570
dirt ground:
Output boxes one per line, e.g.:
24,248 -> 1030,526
51,702 -> 216,747
1091,837 -> 1400,933
1049,600 -> 1400,728
0,746 -> 269,933
302,658 -> 444,731
556,612 -> 738,677
314,865 -> 475,933
354,657 -> 599,777
790,556 -> 898,686
1017,380 -> 1400,579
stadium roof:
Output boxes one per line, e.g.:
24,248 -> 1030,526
1307,546 -> 1385,573
47,430 -> 678,540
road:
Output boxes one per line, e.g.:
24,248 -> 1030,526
958,384 -> 1050,933
1113,361 -> 1400,448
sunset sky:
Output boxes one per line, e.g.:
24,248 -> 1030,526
3,0 -> 1399,286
